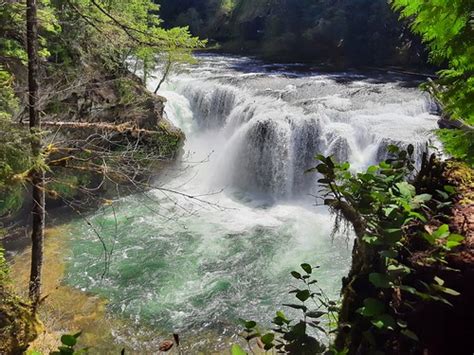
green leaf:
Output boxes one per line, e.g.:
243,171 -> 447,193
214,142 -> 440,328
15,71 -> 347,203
315,154 -> 326,162
306,310 -> 326,318
400,285 -> 417,294
73,331 -> 82,339
439,286 -> 460,296
261,333 -> 275,345
292,321 -> 307,336
283,303 -> 308,312
436,189 -> 449,200
291,271 -> 302,279
57,346 -> 74,354
401,329 -> 419,342
296,289 -> 311,302
340,162 -> 351,170
412,194 -> 432,207
446,233 -> 464,249
443,185 -> 456,195
276,311 -> 288,322
359,298 -> 385,317
387,145 -> 400,154
387,264 -> 411,276
432,224 -> 450,239
238,319 -> 256,329
367,165 -> 379,174
408,211 -> 427,222
396,182 -> 416,197
371,314 -> 396,330
325,157 -> 335,169
423,232 -> 437,245
383,206 -> 397,217
316,164 -> 331,175
231,344 -> 247,355
60,334 -> 77,347
369,273 -> 392,288
245,321 -> 256,329
301,263 -> 312,274
363,235 -> 378,244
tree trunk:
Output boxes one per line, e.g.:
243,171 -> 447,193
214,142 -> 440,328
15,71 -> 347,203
26,0 -> 45,307
154,55 -> 172,94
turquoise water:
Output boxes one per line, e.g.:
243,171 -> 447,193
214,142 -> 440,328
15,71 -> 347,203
62,54 -> 438,351
65,194 -> 350,350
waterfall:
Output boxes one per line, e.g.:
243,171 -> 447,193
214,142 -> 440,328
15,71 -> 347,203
162,59 -> 439,201
64,55 -> 441,352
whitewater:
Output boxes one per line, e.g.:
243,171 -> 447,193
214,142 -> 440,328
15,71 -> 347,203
63,54 -> 439,352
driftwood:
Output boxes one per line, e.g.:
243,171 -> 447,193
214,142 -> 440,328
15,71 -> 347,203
38,120 -> 164,135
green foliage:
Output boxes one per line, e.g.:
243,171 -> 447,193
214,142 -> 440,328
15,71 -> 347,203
50,331 -> 88,355
115,78 -> 136,105
0,0 -> 60,61
0,247 -> 9,286
313,145 -> 464,352
437,128 -> 474,166
49,0 -> 205,81
0,1 -> 61,215
0,69 -> 31,216
47,172 -> 91,200
391,0 -> 474,166
160,0 -> 423,66
234,264 -> 339,354
0,0 -> 196,214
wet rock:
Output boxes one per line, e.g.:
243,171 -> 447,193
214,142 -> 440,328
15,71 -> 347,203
158,339 -> 174,352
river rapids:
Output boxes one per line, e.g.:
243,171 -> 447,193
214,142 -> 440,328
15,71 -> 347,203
63,54 -> 439,352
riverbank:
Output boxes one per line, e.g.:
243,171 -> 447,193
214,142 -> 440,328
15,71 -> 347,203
4,54 -> 447,353
9,224 -> 243,353
9,226 -> 116,353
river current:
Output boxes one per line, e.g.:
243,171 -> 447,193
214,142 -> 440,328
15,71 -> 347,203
63,54 -> 439,352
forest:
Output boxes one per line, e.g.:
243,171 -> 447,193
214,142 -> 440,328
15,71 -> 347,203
0,0 -> 473,354
158,0 -> 426,66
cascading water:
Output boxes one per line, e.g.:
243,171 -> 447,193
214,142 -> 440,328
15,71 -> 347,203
63,54 -> 439,352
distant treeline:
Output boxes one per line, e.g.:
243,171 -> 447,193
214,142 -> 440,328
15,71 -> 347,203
157,0 -> 427,68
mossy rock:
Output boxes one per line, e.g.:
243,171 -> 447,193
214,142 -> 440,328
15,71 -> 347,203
0,288 -> 43,354
444,160 -> 474,204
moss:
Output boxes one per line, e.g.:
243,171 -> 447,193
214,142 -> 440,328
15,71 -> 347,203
0,292 -> 43,353
45,100 -> 68,115
115,78 -> 136,106
443,160 -> 474,204
0,248 -> 43,354
47,171 -> 91,200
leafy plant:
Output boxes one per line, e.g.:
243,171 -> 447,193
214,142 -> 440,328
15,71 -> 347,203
234,264 -> 339,354
51,332 -> 88,355
0,68 -> 32,216
311,145 -> 464,352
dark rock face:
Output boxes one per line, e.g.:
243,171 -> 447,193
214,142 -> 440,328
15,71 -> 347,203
46,73 -> 170,132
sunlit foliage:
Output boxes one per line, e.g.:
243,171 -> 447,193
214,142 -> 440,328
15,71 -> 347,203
392,0 -> 474,166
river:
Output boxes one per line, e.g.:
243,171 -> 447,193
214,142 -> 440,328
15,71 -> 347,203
58,54 -> 439,352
